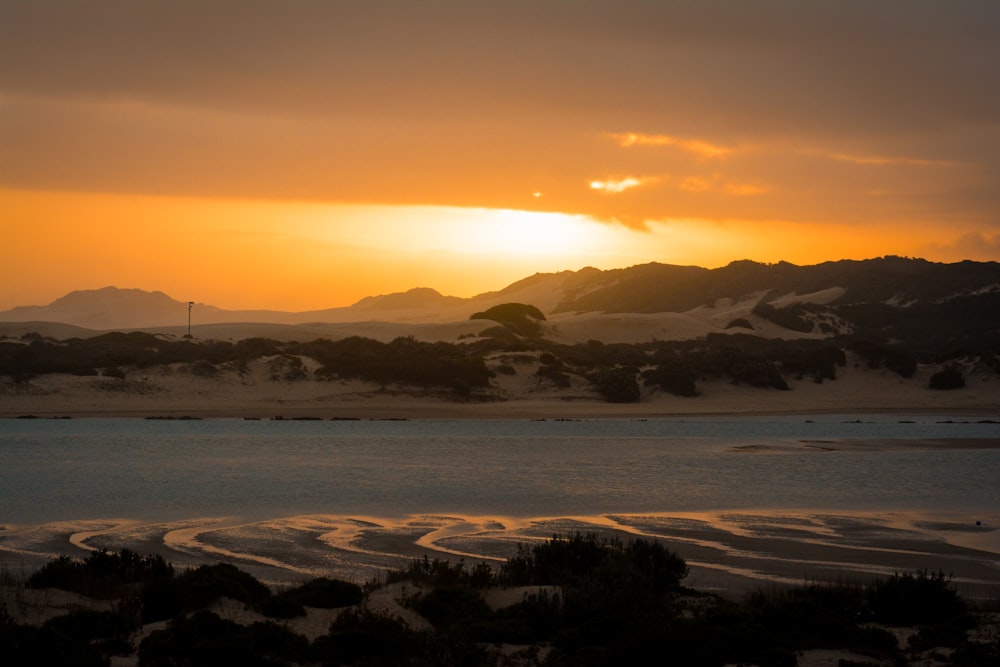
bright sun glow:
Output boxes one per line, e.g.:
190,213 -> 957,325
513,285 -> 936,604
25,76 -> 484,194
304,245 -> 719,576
445,208 -> 610,257
301,204 -> 621,260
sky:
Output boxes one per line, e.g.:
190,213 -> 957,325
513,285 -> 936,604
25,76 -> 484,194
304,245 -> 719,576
2,0 -> 999,311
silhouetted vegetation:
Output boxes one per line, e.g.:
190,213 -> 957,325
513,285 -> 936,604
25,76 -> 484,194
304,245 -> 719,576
137,611 -> 310,667
753,301 -> 815,333
141,563 -> 272,623
470,302 -> 546,337
3,321 -> 994,404
261,577 -> 364,619
28,549 -> 173,600
3,264 -> 999,404
307,336 -> 493,396
591,366 -> 640,402
847,340 -> 918,377
4,544 -> 1000,666
930,366 -> 966,390
642,358 -> 699,396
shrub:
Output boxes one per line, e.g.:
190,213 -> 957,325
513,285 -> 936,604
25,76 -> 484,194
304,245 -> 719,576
138,611 -> 308,667
387,556 -> 494,589
410,586 -> 492,629
593,367 -> 640,403
752,302 -> 814,333
43,609 -> 136,657
309,608 -> 421,665
262,577 -> 362,619
501,532 -> 687,594
930,366 -> 965,390
28,549 -> 173,600
643,361 -> 699,397
0,622 -> 107,667
728,359 -> 790,390
470,303 -> 546,337
867,570 -> 966,626
141,563 -> 270,623
726,318 -> 754,330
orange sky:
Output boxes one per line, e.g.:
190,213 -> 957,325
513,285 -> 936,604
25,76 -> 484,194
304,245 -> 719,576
2,1 -> 999,311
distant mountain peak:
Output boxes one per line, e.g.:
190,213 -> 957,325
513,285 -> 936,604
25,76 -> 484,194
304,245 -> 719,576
3,258 -> 998,333
352,287 -> 463,310
50,286 -> 181,308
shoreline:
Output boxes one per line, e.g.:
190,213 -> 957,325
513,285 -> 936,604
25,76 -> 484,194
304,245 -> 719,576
3,509 -> 999,601
4,367 -> 1000,421
3,394 -> 1000,421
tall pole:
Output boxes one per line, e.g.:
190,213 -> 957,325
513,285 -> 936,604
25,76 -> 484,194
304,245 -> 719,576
186,301 -> 194,338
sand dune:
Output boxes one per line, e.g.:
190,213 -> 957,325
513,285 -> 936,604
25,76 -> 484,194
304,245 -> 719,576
1,349 -> 999,419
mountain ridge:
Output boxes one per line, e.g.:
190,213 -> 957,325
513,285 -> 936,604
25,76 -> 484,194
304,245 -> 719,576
2,257 -> 999,333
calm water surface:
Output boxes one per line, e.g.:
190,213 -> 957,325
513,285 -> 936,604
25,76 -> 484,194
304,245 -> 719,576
2,415 -> 998,525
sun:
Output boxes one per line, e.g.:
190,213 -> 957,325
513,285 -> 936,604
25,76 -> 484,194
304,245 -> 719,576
444,207 -> 610,259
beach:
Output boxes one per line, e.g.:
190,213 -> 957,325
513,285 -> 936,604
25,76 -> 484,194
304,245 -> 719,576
2,345 -> 1000,420
2,414 -> 999,602
4,510 -> 999,602
3,326 -> 1000,611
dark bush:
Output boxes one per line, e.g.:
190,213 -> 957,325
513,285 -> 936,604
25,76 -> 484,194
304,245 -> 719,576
930,366 -> 965,390
387,556 -> 494,589
43,609 -> 136,657
28,549 -> 173,600
138,611 -> 308,667
141,563 -> 270,623
470,303 -> 546,337
536,363 -> 571,388
482,589 -> 562,645
263,577 -> 362,618
593,367 -> 640,403
410,586 -> 492,629
0,622 -> 107,667
642,360 -> 698,397
847,341 -> 917,378
309,608 -> 422,666
867,570 -> 966,626
502,532 -> 687,594
728,359 -> 790,390
310,336 -> 493,393
752,302 -> 814,333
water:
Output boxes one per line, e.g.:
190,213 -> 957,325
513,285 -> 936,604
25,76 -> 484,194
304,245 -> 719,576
2,415 -> 999,594
2,416 -> 999,523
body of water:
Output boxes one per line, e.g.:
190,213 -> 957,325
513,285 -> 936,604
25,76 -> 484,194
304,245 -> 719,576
2,415 -> 999,594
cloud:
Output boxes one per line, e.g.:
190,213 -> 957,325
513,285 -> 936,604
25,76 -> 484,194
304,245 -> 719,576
922,231 -> 1000,263
826,153 -> 956,168
1,1 -> 998,239
676,175 -> 767,197
589,177 -> 648,194
610,132 -> 733,159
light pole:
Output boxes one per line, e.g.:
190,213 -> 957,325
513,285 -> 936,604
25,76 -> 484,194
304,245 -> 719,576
185,301 -> 194,338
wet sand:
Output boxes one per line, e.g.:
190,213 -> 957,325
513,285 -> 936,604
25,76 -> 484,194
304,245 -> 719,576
3,510 -> 998,600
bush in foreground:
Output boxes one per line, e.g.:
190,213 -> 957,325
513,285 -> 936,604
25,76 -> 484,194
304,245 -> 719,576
7,543 -> 1000,666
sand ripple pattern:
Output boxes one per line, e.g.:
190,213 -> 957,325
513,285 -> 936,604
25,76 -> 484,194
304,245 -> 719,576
2,511 -> 999,599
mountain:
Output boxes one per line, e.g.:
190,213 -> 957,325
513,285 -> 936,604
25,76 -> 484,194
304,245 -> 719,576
548,258 -> 1000,314
2,258 -> 999,338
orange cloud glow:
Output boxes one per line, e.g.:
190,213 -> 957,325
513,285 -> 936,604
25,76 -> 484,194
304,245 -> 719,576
1,1 -> 998,310
610,132 -> 735,159
588,177 -> 649,194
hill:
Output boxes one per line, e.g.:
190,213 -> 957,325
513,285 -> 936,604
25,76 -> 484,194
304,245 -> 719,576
2,257 -> 999,418
3,257 -> 999,336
